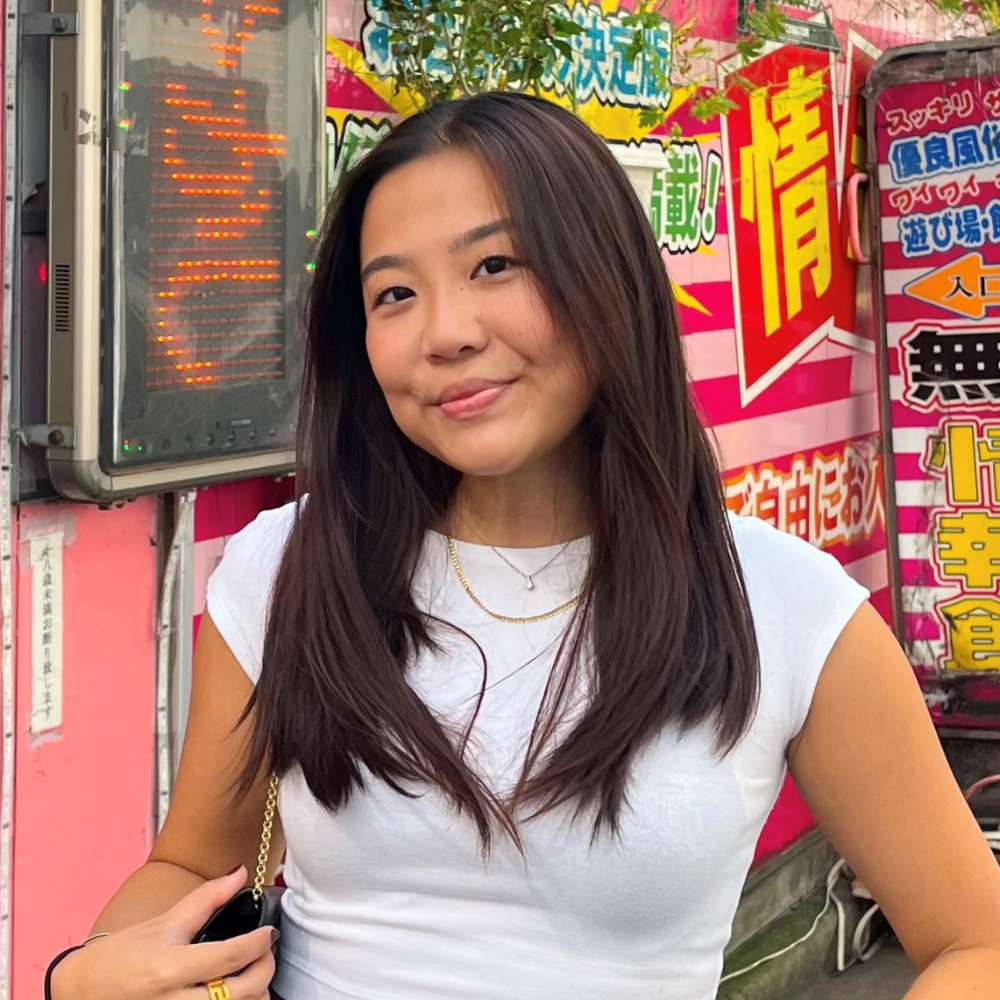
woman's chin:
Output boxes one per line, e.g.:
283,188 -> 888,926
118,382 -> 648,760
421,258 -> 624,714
431,443 -> 531,479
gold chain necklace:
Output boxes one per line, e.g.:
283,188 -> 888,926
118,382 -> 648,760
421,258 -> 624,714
445,535 -> 581,624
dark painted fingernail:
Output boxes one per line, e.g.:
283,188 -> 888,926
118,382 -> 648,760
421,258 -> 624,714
226,864 -> 244,876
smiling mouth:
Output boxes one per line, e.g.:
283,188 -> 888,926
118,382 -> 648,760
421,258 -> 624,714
437,382 -> 514,419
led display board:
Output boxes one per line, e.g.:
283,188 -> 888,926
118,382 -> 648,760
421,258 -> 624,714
46,0 -> 323,499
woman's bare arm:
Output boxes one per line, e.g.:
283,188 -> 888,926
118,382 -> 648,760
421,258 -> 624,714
86,612 -> 283,931
788,601 -> 1000,996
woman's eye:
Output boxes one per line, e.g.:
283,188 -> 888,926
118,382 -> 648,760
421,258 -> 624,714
374,286 -> 414,307
473,255 -> 516,278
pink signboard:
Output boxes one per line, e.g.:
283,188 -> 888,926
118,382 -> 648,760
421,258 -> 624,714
872,44 -> 1000,723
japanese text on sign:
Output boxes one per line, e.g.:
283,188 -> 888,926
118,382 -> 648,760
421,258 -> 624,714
541,2 -> 673,108
649,140 -> 722,254
885,89 -> 978,137
738,66 -> 833,339
724,438 -> 883,549
922,420 -> 1000,671
888,120 -> 1000,184
888,173 -> 982,215
898,197 -> 1000,258
900,325 -> 1000,408
30,531 -> 63,734
361,0 -> 673,109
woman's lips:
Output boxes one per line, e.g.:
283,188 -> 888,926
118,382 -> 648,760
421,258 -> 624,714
438,382 -> 513,418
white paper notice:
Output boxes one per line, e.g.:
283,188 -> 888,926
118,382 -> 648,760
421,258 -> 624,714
30,531 -> 64,734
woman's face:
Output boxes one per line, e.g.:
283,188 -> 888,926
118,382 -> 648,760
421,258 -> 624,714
359,149 -> 592,478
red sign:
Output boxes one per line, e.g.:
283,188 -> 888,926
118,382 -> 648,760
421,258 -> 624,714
724,48 -> 842,403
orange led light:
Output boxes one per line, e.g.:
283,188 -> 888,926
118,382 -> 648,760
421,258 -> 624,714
194,216 -> 259,224
211,43 -> 245,53
182,114 -> 245,125
236,31 -> 253,39
244,4 -> 279,13
179,188 -> 243,196
218,59 -> 238,68
203,27 -> 221,35
165,83 -> 188,92
171,173 -> 251,182
232,146 -> 286,156
164,128 -> 177,135
206,130 -> 283,141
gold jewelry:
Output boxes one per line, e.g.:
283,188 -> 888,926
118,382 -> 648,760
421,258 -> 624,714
446,535 -> 580,624
206,979 -> 231,1000
253,773 -> 279,901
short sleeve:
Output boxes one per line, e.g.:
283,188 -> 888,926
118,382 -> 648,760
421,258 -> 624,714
728,513 -> 871,743
205,501 -> 298,684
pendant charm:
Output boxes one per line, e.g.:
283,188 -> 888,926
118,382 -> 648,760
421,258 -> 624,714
525,578 -> 535,590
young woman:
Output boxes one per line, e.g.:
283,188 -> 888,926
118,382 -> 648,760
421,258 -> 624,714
52,92 -> 1000,1000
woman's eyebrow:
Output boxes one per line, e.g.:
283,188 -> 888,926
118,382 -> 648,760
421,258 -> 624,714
360,252 -> 410,282
447,219 -> 510,253
360,220 -> 510,281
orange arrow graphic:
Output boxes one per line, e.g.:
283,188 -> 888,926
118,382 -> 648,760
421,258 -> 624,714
904,252 -> 1000,320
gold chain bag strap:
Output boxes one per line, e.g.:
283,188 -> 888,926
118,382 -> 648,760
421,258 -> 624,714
193,774 -> 285,943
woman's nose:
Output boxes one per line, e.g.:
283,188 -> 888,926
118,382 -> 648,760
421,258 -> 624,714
422,285 -> 488,360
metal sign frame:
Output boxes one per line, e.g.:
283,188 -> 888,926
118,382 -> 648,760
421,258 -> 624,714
44,0 -> 326,502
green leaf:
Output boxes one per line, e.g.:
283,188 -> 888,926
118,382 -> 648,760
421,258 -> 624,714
638,106 -> 663,129
551,17 -> 584,36
552,39 -> 574,60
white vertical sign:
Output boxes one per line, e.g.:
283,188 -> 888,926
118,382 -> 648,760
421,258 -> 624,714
30,531 -> 64,733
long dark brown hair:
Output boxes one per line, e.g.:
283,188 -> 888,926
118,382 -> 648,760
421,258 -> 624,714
241,92 -> 759,849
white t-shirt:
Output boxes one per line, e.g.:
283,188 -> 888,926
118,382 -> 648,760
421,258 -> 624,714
206,503 -> 869,1000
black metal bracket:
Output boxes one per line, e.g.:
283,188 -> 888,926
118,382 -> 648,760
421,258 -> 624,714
20,12 -> 79,37
18,424 -> 76,449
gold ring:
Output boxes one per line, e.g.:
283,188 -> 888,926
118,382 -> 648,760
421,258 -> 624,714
206,979 -> 231,1000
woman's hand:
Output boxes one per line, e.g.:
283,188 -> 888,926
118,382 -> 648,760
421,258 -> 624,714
50,868 -> 278,1000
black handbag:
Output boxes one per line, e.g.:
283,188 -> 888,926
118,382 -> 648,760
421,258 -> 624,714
193,774 -> 285,943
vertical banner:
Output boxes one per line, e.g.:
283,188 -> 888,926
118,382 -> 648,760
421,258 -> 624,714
874,53 -> 1000,720
723,47 -> 843,404
29,533 -> 63,734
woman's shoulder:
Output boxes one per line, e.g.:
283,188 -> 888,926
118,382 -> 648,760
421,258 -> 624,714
204,499 -> 300,683
726,510 -> 856,592
725,511 -> 871,741
223,498 -> 299,556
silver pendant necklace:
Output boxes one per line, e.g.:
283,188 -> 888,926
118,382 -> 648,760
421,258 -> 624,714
489,540 -> 573,590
